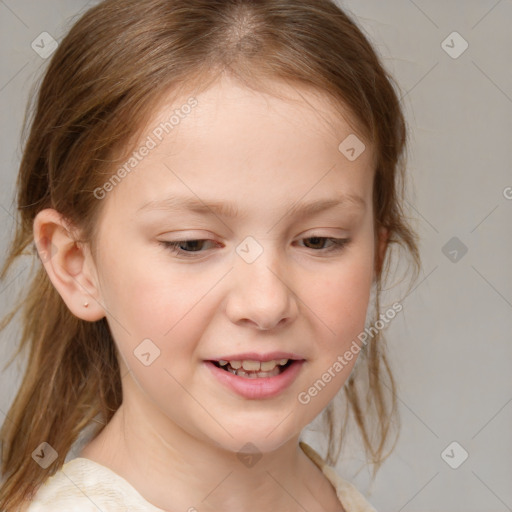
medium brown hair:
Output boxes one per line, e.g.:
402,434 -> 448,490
0,0 -> 420,509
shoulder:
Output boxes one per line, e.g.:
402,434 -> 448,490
299,441 -> 378,512
25,457 -> 164,512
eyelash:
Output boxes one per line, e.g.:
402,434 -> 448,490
159,237 -> 351,258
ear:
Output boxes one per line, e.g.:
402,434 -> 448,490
33,208 -> 105,322
374,226 -> 389,280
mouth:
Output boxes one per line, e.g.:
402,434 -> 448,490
204,357 -> 305,399
209,359 -> 295,378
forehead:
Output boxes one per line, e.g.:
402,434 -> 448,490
151,74 -> 369,150
98,74 -> 375,224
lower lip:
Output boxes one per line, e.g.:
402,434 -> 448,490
204,360 -> 305,399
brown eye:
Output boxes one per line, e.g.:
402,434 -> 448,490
160,239 -> 218,256
299,237 -> 350,252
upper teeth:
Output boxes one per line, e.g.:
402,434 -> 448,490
218,359 -> 289,372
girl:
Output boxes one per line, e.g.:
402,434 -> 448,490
0,0 -> 420,510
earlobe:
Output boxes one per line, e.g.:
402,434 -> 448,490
33,208 -> 105,322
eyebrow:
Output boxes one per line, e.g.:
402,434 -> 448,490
137,193 -> 366,219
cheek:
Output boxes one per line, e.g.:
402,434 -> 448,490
326,269 -> 372,325
98,243 -> 202,331
306,254 -> 374,349
99,251 -> 223,368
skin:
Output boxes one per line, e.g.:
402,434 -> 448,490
34,74 -> 387,512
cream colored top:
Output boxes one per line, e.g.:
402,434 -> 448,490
26,441 -> 377,511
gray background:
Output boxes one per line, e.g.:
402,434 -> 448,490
1,1 -> 511,511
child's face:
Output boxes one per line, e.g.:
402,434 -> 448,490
86,75 -> 381,452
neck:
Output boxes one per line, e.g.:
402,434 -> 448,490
79,375 -> 336,512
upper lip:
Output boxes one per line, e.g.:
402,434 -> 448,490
208,351 -> 305,362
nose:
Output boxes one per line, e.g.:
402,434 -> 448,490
225,242 -> 298,331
